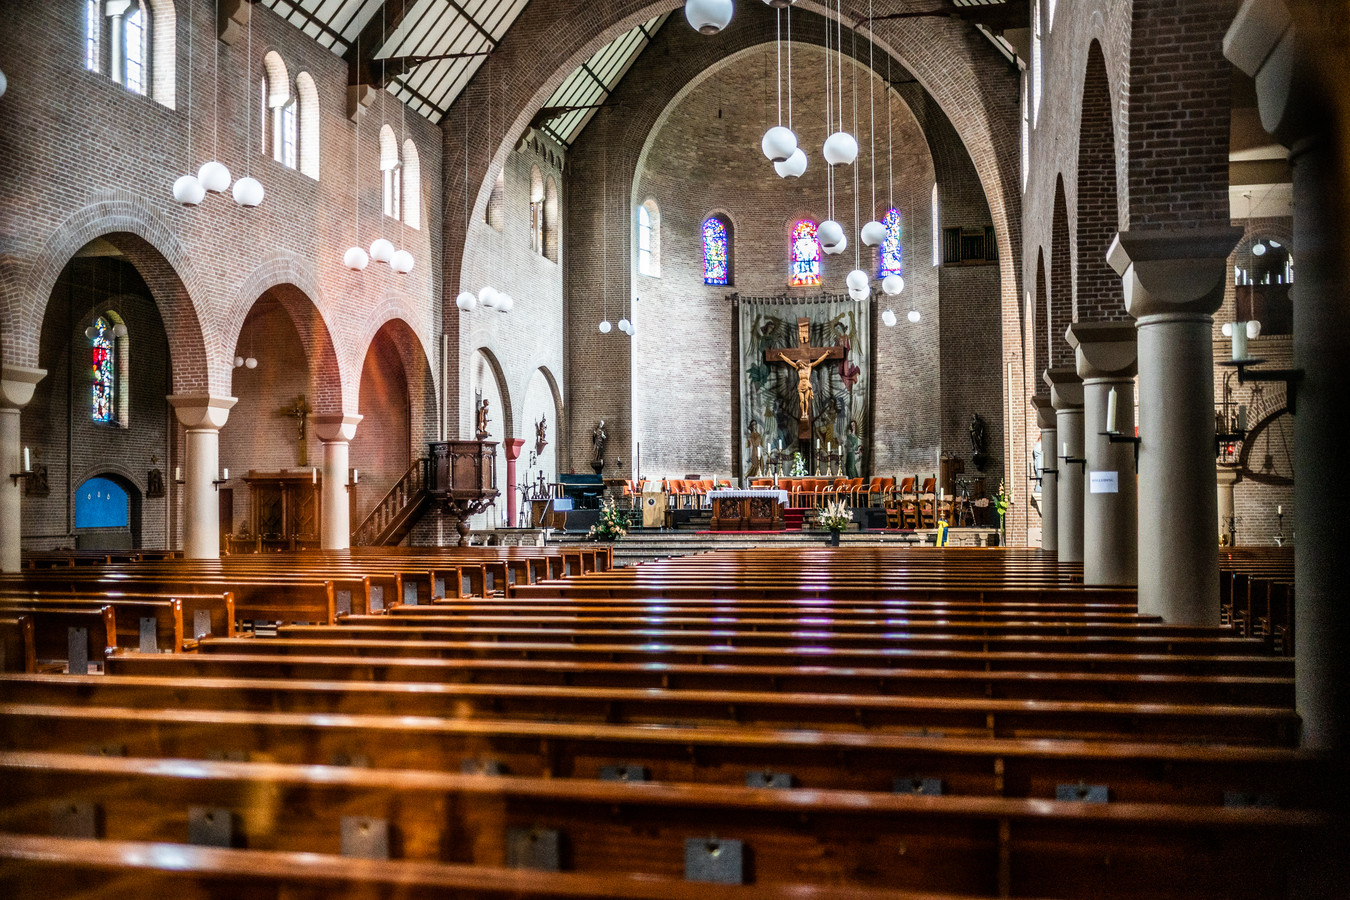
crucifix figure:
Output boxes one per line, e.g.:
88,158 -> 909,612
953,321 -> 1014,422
281,395 -> 312,466
765,317 -> 846,438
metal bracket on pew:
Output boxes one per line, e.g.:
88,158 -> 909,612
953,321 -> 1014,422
461,758 -> 505,776
369,585 -> 384,613
507,827 -> 562,871
893,777 -> 944,796
50,802 -> 100,839
685,837 -> 746,885
193,609 -> 213,639
139,617 -> 158,653
1224,791 -> 1279,808
600,764 -> 650,783
335,590 -> 352,618
403,583 -> 419,606
67,627 -> 88,675
433,575 -> 445,599
1056,782 -> 1109,803
341,817 -> 391,860
188,807 -> 236,848
745,770 -> 794,789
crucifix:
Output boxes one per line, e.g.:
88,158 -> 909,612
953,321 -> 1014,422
765,318 -> 846,439
281,395 -> 312,466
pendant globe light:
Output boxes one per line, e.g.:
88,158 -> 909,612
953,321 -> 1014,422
685,0 -> 733,35
860,15 -> 885,245
761,11 -> 797,163
390,68 -> 415,275
231,7 -> 263,207
819,219 -> 846,253
172,0 -> 205,205
881,53 -> 904,300
198,0 -> 231,193
342,29 -> 369,270
774,12 -> 808,179
823,0 -> 857,166
881,309 -> 897,327
479,286 -> 499,309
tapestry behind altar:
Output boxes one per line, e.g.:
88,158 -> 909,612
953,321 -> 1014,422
737,294 -> 871,477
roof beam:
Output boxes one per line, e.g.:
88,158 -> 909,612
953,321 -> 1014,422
347,0 -> 418,94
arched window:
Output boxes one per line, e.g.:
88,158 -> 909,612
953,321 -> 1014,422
123,3 -> 147,95
529,166 -> 545,254
543,176 -> 559,262
789,220 -> 821,287
638,199 -> 660,277
75,476 -> 129,529
1031,0 -> 1043,127
85,1 -> 100,72
1021,74 -> 1030,192
486,170 -> 504,230
90,316 -> 116,424
263,52 -> 295,169
401,139 -> 420,229
380,124 -> 400,219
1048,0 -> 1057,29
879,209 -> 903,278
702,216 -> 731,285
931,184 -> 941,266
296,71 -> 320,180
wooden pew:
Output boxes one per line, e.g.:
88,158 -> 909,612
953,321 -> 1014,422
0,617 -> 35,674
0,591 -> 235,645
0,597 -> 181,656
18,607 -> 116,674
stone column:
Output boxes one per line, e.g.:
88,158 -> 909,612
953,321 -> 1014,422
312,414 -> 362,550
1044,368 -> 1084,564
1031,396 -> 1058,554
503,438 -> 525,529
168,395 -> 236,560
1216,468 -> 1240,547
1227,0 -> 1350,750
0,366 -> 47,573
1107,228 -> 1242,623
1067,322 -> 1139,586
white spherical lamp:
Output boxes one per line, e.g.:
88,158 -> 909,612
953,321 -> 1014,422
882,273 -> 905,295
172,174 -> 205,206
245,357 -> 258,369
599,319 -> 612,334
761,126 -> 798,163
198,160 -> 231,193
882,309 -> 897,327
232,176 -> 264,207
684,0 -> 733,34
822,234 -> 847,255
907,308 -> 921,323
479,286 -> 499,308
369,238 -> 395,264
112,322 -> 128,338
1221,322 -> 1233,337
1246,320 -> 1261,339
495,293 -> 513,312
456,291 -> 477,311
628,322 -> 637,336
773,147 -> 808,178
848,286 -> 869,301
390,249 -> 415,274
234,356 -> 245,368
343,246 -> 369,271
818,220 -> 844,247
822,131 -> 858,166
618,317 -> 631,333
1251,241 -> 1267,256
846,269 -> 869,291
860,221 -> 886,246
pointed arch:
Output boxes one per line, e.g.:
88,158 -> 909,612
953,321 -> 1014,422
296,71 -> 320,180
1074,41 -> 1125,321
637,198 -> 660,277
263,51 -> 294,167
401,139 -> 421,229
1049,175 -> 1073,367
701,216 -> 731,285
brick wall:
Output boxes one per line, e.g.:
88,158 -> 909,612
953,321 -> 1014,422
1075,41 -> 1127,323
1049,176 -> 1073,367
350,327 -> 412,525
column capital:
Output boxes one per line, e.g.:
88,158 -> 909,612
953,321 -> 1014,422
1107,227 -> 1245,320
1216,467 -> 1243,487
0,366 -> 48,411
503,438 -> 526,461
1031,395 -> 1057,430
105,0 -> 133,16
1224,0 -> 1323,149
1067,322 -> 1138,381
168,394 -> 237,431
311,413 -> 362,443
1043,368 -> 1084,410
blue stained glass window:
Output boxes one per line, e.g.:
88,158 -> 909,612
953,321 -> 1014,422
91,317 -> 114,424
702,217 -> 729,285
880,208 -> 904,278
790,220 -> 821,287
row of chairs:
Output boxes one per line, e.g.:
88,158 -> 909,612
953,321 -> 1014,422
621,479 -> 733,509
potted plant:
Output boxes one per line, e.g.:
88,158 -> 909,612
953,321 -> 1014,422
992,480 -> 1013,547
587,498 -> 629,543
815,497 -> 852,546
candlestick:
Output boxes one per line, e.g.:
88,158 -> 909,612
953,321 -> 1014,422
1106,387 -> 1118,433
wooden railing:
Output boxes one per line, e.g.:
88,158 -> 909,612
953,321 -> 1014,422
351,458 -> 429,547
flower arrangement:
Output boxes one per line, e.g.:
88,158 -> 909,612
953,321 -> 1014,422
993,480 -> 1013,542
790,452 -> 807,477
587,498 -> 629,542
815,497 -> 853,532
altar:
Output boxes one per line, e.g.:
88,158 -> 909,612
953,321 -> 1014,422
708,488 -> 788,531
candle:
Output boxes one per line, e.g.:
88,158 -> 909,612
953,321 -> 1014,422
1277,505 -> 1282,516
174,466 -> 181,483
312,467 -> 317,484
222,468 -> 228,482
1062,442 -> 1068,458
1231,321 -> 1248,360
1237,405 -> 1247,433
352,469 -> 359,484
22,446 -> 29,473
1106,387 -> 1118,433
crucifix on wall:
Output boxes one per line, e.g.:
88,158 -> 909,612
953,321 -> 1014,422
765,318 -> 845,438
280,395 -> 312,466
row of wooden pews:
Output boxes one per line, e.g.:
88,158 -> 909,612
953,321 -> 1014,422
1,546 -> 1344,899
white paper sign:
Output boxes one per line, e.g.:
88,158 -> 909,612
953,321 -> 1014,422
1089,471 -> 1119,494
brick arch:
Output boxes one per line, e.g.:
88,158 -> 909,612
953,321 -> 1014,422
10,198 -> 213,395
471,346 -> 514,442
1035,247 -> 1050,385
1049,175 -> 1073,368
1075,40 -> 1125,322
354,312 -> 439,448
225,253 -> 349,414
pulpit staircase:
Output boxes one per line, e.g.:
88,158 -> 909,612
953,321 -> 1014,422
352,458 -> 430,547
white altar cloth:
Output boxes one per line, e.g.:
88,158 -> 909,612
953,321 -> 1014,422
708,488 -> 790,506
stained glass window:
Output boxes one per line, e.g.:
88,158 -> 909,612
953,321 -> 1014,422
880,209 -> 903,278
790,220 -> 821,287
91,317 -> 114,424
702,217 -> 729,285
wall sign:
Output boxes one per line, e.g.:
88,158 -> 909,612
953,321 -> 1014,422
1089,471 -> 1119,494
